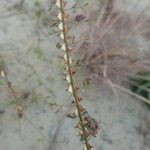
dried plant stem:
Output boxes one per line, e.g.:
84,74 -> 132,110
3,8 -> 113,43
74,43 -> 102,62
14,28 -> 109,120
0,57 -> 18,105
0,57 -> 49,142
110,82 -> 150,105
59,0 -> 90,149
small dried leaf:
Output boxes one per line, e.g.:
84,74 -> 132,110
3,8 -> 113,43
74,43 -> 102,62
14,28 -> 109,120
7,81 -> 12,88
66,113 -> 76,119
76,59 -> 81,66
71,69 -> 76,75
75,122 -> 81,128
79,105 -> 86,113
22,92 -> 30,100
74,86 -> 79,92
69,48 -> 73,52
83,76 -> 92,85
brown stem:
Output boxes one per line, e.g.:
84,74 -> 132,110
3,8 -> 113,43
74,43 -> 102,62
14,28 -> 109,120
59,0 -> 90,149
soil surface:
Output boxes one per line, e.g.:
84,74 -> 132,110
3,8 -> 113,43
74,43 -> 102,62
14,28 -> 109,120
0,0 -> 149,150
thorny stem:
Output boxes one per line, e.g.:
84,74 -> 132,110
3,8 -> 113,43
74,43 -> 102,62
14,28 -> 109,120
59,0 -> 90,149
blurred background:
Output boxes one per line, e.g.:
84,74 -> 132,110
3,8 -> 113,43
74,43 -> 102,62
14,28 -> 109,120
0,0 -> 150,150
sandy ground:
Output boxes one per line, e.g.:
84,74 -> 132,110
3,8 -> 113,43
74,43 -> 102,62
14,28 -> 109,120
0,0 -> 150,150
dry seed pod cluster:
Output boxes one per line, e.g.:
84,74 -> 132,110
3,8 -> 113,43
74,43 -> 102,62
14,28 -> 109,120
54,0 -> 99,149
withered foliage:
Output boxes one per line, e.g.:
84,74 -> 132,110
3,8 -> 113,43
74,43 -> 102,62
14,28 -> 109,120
80,0 -> 150,97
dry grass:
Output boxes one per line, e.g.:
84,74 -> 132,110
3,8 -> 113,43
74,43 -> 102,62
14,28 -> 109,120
79,0 -> 150,104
